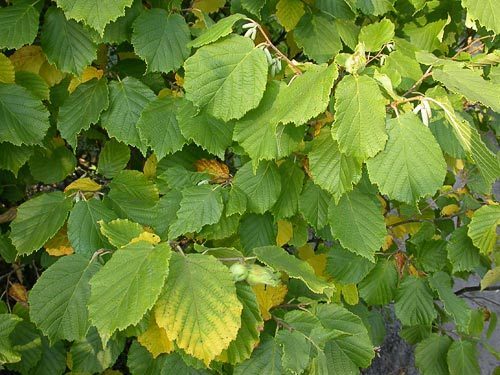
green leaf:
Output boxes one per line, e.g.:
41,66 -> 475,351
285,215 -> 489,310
15,71 -> 50,101
29,254 -> 101,342
276,0 -> 305,31
314,304 -> 375,372
241,0 -> 265,16
272,161 -> 305,219
234,161 -> 282,214
366,113 -> 446,204
358,18 -> 394,52
358,258 -> 397,305
71,328 -> 125,374
177,100 -> 233,159
0,0 -> 40,49
276,330 -> 310,374
55,0 -> 134,35
32,336 -> 66,375
380,50 -> 422,92
395,276 -> 437,326
468,205 -> 499,255
326,244 -> 375,284
67,199 -> 118,257
127,340 -> 167,375
415,334 -> 452,375
429,271 -> 471,331
316,0 -> 356,20
5,320 -> 42,374
447,340 -> 480,375
308,129 -> 362,202
0,314 -> 22,365
137,95 -> 186,159
253,246 -> 334,295
10,191 -> 72,256
412,240 -> 448,273
155,253 -> 242,365
102,0 -> 143,44
101,77 -> 155,152
0,83 -> 50,146
447,226 -> 480,273
234,336 -> 282,375
183,35 -> 268,121
0,143 -> 33,176
58,78 -> 109,148
272,64 -> 338,126
294,13 -> 342,63
462,0 -> 500,34
132,10 -> 190,74
41,7 -> 97,75
98,218 -> 144,248
356,0 -> 395,15
97,139 -> 130,178
29,138 -> 77,184
168,185 -> 224,238
218,283 -> 263,364
331,74 -> 387,160
433,63 -> 500,112
299,180 -> 331,231
233,82 -> 304,164
89,242 -> 172,344
108,170 -> 159,225
328,189 -> 386,261
189,13 -> 246,48
239,213 -> 277,253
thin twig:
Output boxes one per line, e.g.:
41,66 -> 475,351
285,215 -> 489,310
403,67 -> 433,97
455,285 -> 500,296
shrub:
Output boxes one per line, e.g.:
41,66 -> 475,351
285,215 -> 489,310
0,0 -> 498,374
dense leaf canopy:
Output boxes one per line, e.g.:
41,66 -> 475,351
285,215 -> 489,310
0,0 -> 498,373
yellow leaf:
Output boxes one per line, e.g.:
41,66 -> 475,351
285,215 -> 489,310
382,234 -> 393,251
64,177 -> 102,193
481,267 -> 500,290
276,220 -> 293,246
45,226 -> 74,256
38,60 -> 65,87
137,318 -> 174,358
143,154 -> 158,179
129,231 -> 161,246
195,159 -> 231,184
175,73 -> 184,87
297,244 -> 327,277
8,283 -> 28,303
193,0 -> 226,13
341,284 -> 359,305
252,284 -> 288,320
0,53 -> 15,83
68,66 -> 104,93
441,204 -> 460,216
386,214 -> 421,239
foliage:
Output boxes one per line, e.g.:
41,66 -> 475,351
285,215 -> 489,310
0,0 -> 499,374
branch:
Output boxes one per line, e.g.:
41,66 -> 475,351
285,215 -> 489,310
455,285 -> 500,296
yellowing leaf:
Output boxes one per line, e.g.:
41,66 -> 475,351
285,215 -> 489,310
64,177 -> 102,193
0,53 -> 15,83
441,204 -> 460,216
195,159 -> 231,183
252,284 -> 288,320
10,45 -> 46,74
129,231 -> 161,245
341,283 -> 359,305
276,0 -> 305,31
382,234 -> 393,251
481,266 -> 500,290
386,214 -> 421,238
45,226 -> 74,256
137,318 -> 174,358
39,60 -> 65,86
297,244 -> 327,277
68,66 -> 104,93
143,154 -> 158,179
276,220 -> 293,246
8,283 -> 28,303
193,0 -> 226,13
